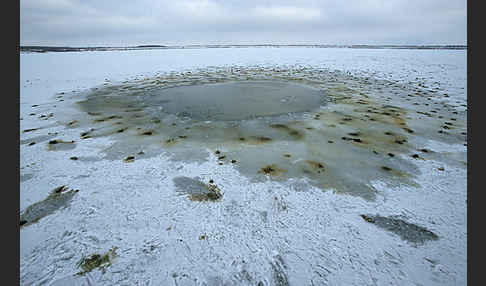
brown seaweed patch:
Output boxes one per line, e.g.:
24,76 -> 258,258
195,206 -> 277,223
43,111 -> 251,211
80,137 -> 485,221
269,124 -> 289,129
67,120 -> 79,127
23,128 -> 39,133
381,166 -> 393,172
246,136 -> 273,144
76,247 -> 118,275
164,138 -> 179,146
305,160 -> 325,171
341,136 -> 365,144
393,138 -> 407,145
139,130 -> 154,136
380,166 -> 409,177
402,127 -> 414,134
47,139 -> 76,151
270,124 -> 304,139
124,156 -> 135,163
93,115 -> 123,123
287,129 -> 304,139
80,129 -> 95,138
49,139 -> 73,145
258,164 -> 287,176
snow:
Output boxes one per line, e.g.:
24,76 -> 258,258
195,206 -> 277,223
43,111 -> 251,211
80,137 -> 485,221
20,47 -> 466,286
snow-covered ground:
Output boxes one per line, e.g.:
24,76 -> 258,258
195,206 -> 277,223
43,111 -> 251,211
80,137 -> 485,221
20,47 -> 466,286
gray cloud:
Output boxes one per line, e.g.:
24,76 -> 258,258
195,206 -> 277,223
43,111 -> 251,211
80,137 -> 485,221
20,0 -> 467,46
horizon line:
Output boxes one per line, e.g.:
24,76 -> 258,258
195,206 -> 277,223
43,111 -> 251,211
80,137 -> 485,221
20,43 -> 467,47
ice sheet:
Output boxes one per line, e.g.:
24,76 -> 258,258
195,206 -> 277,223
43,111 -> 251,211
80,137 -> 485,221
20,47 -> 466,286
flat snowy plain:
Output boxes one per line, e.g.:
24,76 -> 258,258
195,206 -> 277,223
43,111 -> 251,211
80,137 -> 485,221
20,47 -> 467,285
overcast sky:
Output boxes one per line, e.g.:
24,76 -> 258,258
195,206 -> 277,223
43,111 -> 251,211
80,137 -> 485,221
20,0 -> 467,46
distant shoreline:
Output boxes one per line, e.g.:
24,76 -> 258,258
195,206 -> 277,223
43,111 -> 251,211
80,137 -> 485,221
19,44 -> 467,53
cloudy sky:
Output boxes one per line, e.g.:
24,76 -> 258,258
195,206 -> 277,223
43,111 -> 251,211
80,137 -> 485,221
20,0 -> 467,46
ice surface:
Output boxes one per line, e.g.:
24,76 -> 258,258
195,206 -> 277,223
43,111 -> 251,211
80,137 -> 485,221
148,81 -> 326,121
20,48 -> 466,286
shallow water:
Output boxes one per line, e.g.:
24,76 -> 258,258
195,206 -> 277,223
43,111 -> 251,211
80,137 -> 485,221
58,66 -> 467,201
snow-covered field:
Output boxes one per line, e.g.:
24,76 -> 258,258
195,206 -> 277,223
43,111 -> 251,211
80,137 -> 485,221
20,47 -> 467,286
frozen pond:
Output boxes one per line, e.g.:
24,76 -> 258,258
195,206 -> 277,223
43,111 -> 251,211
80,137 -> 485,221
148,81 -> 326,121
20,47 -> 467,286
